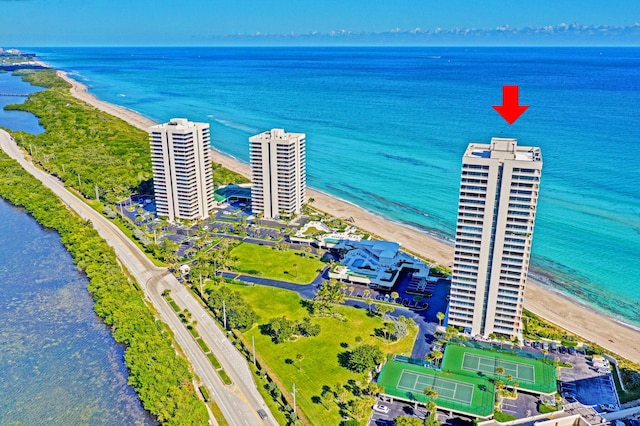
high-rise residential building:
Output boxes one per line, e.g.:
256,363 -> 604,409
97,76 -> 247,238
149,118 -> 214,222
250,128 -> 306,219
448,137 -> 542,339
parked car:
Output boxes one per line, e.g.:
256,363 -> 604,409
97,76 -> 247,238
550,342 -> 558,352
542,342 -> 549,351
373,404 -> 390,414
568,347 -> 576,355
533,341 -> 541,349
524,339 -> 531,346
600,403 -> 617,412
559,346 -> 567,354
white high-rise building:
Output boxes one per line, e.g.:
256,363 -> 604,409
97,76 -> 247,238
250,128 -> 306,219
448,137 -> 542,339
149,118 -> 214,222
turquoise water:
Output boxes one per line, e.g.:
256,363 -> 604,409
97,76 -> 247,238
0,198 -> 154,424
26,47 -> 640,327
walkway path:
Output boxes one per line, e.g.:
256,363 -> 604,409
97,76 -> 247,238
0,130 -> 277,426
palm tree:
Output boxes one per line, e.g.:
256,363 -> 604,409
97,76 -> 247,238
511,380 -> 520,396
390,291 -> 399,303
505,373 -> 513,390
423,387 -> 438,401
542,349 -> 549,360
363,289 -> 371,299
296,353 -> 304,371
378,305 -> 394,321
444,326 -> 458,341
293,263 -> 298,278
495,366 -> 506,382
431,350 -> 444,367
436,312 -> 445,327
348,286 -> 355,295
425,400 -> 438,420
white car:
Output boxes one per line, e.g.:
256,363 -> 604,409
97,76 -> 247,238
373,404 -> 390,414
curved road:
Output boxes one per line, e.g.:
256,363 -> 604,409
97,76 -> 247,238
0,130 -> 276,426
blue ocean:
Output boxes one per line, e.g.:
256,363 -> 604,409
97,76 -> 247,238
28,46 -> 640,327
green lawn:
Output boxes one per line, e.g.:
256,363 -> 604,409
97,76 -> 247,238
230,242 -> 325,284
229,284 -> 417,425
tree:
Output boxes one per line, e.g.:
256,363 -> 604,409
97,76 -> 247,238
495,366 -> 506,380
511,380 -> 520,396
296,353 -> 304,371
297,317 -> 320,337
347,396 -> 376,421
363,289 -> 371,299
505,373 -> 513,389
393,318 -> 409,341
348,286 -> 355,295
425,400 -> 437,414
313,279 -> 346,315
436,312 -> 445,327
394,416 -> 423,426
391,291 -> 399,303
347,344 -> 384,373
264,316 -> 297,343
293,262 -> 298,278
423,387 -> 438,401
205,285 -> 258,330
366,381 -> 383,396
444,326 -> 458,341
320,390 -> 333,411
426,349 -> 443,367
333,382 -> 346,402
378,304 -> 394,321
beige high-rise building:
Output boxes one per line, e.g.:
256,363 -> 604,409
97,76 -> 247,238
149,118 -> 214,222
448,137 -> 542,339
250,128 -> 306,219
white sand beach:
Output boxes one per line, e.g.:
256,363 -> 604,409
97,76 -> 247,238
57,71 -> 640,364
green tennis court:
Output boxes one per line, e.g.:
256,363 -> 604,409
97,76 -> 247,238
461,352 -> 535,383
441,345 -> 557,394
377,359 -> 496,417
397,370 -> 474,405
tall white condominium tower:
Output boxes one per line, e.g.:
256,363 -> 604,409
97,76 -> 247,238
149,118 -> 214,222
250,128 -> 306,220
448,137 -> 542,339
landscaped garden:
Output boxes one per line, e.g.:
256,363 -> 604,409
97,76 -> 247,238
224,283 -> 417,425
230,242 -> 325,284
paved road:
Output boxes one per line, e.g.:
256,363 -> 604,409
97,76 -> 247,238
0,130 -> 276,426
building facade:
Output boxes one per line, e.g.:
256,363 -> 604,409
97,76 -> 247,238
149,118 -> 214,222
250,128 -> 306,219
448,137 -> 542,339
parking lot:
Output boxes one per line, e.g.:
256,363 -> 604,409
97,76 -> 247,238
368,396 -> 474,426
557,352 -> 619,409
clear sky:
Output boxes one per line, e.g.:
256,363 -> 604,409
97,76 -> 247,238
1,0 -> 639,46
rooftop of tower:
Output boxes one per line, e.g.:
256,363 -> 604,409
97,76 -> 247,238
249,128 -> 305,143
465,137 -> 542,162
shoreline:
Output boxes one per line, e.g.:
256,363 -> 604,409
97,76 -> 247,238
55,70 -> 640,364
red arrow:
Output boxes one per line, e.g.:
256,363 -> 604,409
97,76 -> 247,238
492,85 -> 528,125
